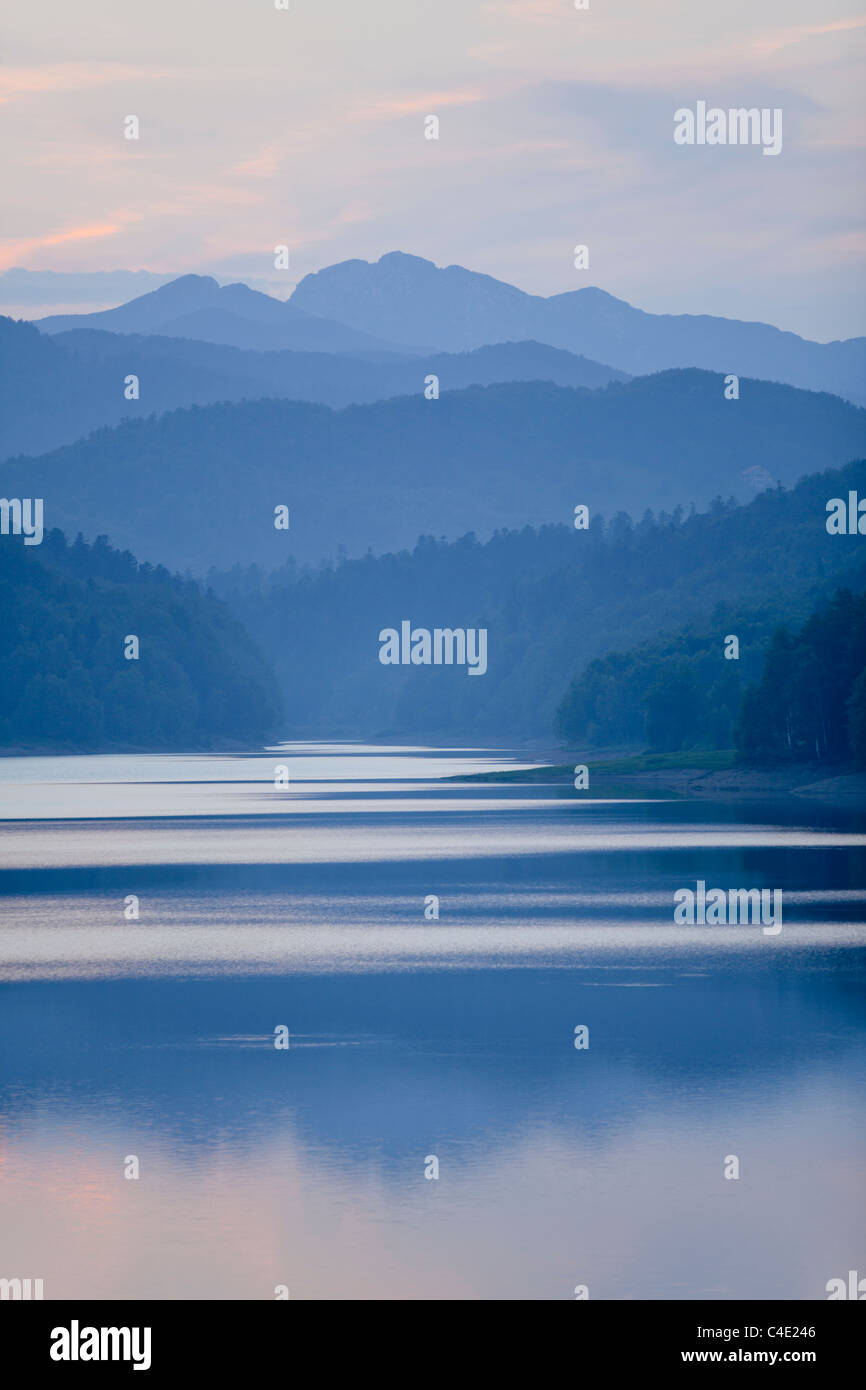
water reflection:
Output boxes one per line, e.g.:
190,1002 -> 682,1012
0,745 -> 863,1299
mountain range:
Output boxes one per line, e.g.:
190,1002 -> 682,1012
3,369 -> 863,574
0,316 -> 626,460
15,251 -> 866,406
292,253 -> 866,405
34,274 -> 408,355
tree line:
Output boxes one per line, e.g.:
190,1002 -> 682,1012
0,528 -> 280,750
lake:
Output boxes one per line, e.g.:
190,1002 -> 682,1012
0,743 -> 864,1300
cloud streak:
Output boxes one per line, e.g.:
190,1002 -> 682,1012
0,222 -> 125,269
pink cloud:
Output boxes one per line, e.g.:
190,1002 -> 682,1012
752,16 -> 866,56
360,88 -> 488,118
0,62 -> 194,105
0,222 -> 123,270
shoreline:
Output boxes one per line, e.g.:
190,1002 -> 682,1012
449,754 -> 866,804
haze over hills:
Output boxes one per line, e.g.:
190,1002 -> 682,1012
0,267 -> 179,316
14,253 -> 865,405
34,274 -> 408,355
208,459 -> 866,741
292,252 -> 866,405
0,316 -> 627,460
4,370 -> 863,574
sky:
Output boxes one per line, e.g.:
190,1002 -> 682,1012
1,0 -> 865,339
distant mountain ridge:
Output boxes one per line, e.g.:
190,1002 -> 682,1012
0,315 -> 627,460
21,253 -> 866,403
35,274 -> 409,355
291,252 -> 866,405
3,369 -> 863,574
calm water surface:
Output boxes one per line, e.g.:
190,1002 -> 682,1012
1,743 -> 864,1299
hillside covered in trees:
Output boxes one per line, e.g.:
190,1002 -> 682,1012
0,529 -> 280,750
735,589 -> 866,768
210,459 -> 866,745
4,369 -> 863,573
554,586 -> 866,765
6,463 -> 862,757
0,313 -> 626,461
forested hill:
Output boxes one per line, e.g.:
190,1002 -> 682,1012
4,368 -> 864,573
0,529 -> 280,750
209,459 -> 866,742
736,589 -> 866,769
0,314 -> 626,461
554,582 -> 866,760
556,583 -> 866,766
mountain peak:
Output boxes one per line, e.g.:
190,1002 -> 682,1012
290,252 -> 535,350
34,273 -> 224,335
377,251 -> 437,272
158,274 -> 219,292
139,274 -> 221,308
